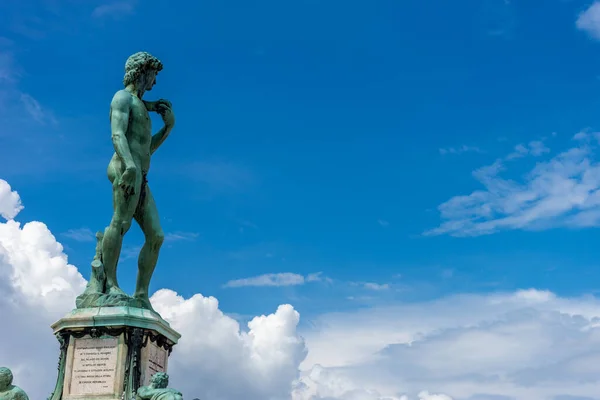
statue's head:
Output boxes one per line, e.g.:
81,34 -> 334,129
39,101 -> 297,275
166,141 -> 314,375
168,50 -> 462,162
150,372 -> 169,389
0,367 -> 13,391
123,52 -> 163,91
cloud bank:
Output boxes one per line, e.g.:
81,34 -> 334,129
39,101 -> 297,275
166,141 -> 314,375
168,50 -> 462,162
5,178 -> 600,399
299,289 -> 600,400
0,179 -> 427,400
0,179 -> 307,400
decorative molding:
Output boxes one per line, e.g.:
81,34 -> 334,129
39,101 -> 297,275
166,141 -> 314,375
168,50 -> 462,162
58,326 -> 174,353
123,328 -> 144,400
47,332 -> 70,400
145,330 -> 174,355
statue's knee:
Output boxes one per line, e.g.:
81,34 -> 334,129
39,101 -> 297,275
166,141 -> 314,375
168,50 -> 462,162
119,220 -> 132,235
150,231 -> 165,248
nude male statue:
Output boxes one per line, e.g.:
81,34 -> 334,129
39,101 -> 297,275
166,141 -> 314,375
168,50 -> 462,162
101,51 -> 175,311
136,372 -> 183,400
0,368 -> 29,400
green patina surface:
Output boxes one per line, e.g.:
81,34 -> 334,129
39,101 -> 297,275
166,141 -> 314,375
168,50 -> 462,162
137,372 -> 182,400
76,51 -> 175,312
0,368 -> 29,400
52,306 -> 181,344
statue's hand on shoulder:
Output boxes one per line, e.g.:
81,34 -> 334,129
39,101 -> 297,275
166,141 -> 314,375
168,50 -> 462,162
118,166 -> 137,198
156,99 -> 175,129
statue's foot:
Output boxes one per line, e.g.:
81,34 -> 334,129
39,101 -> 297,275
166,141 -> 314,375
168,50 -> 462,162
133,294 -> 156,312
106,285 -> 129,297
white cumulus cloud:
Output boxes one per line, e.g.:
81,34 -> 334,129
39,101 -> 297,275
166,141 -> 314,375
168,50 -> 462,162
8,179 -> 600,399
0,181 -> 86,398
0,179 -> 314,400
151,289 -> 307,400
298,289 -> 600,400
0,179 -> 23,220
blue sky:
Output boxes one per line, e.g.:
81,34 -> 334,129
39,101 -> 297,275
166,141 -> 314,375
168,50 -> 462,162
9,1 -> 600,399
3,0 -> 600,326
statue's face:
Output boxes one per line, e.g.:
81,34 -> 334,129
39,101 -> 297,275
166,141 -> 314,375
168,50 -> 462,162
0,368 -> 12,391
144,69 -> 158,91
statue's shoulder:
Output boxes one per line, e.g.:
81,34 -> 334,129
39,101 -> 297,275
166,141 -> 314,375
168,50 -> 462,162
111,90 -> 133,108
11,386 -> 28,400
136,385 -> 152,399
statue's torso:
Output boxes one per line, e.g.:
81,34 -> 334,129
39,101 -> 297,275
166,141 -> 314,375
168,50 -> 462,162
109,90 -> 153,174
125,95 -> 152,173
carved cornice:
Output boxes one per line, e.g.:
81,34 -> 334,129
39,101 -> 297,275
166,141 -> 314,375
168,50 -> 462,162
59,326 -> 174,353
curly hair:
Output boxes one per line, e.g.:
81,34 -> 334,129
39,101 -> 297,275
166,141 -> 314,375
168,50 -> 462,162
123,52 -> 163,87
0,367 -> 13,388
150,372 -> 169,388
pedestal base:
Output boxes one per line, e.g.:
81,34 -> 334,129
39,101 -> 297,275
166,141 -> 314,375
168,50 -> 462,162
48,307 -> 181,400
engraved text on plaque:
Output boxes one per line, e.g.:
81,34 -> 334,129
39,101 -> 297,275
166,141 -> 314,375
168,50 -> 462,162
141,341 -> 168,386
69,337 -> 119,396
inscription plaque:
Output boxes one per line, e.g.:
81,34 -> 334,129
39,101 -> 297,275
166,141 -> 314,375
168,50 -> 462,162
69,337 -> 119,396
141,341 -> 168,386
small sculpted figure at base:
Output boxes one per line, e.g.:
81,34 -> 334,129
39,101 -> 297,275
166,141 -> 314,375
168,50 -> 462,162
136,372 -> 183,400
0,368 -> 28,400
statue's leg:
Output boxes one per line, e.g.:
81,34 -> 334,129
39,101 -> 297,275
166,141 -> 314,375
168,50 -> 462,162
102,165 -> 142,295
133,185 -> 164,310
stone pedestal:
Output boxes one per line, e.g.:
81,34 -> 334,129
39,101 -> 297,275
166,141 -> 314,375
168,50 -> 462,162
48,307 -> 181,400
